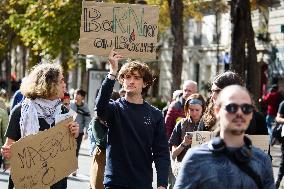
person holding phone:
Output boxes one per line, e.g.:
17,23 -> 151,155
169,93 -> 205,181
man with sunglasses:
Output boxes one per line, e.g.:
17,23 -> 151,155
174,85 -> 275,189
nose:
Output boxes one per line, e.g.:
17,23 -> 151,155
235,106 -> 244,115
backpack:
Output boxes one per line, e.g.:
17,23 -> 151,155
89,117 -> 108,149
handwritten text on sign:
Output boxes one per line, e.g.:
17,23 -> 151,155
10,118 -> 77,189
191,132 -> 269,153
79,2 -> 159,60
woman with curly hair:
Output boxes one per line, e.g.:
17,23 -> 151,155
198,71 -> 243,132
1,63 -> 79,189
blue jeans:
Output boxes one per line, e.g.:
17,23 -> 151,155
266,115 -> 275,143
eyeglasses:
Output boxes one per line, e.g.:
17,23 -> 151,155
224,103 -> 254,115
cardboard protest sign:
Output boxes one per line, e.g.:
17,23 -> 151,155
247,135 -> 270,153
10,118 -> 77,189
191,131 -> 213,147
79,2 -> 159,60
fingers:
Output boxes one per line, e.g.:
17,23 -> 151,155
1,146 -> 11,160
108,48 -> 123,64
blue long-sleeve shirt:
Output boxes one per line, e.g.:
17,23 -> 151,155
96,77 -> 170,189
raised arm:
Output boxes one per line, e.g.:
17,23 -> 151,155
95,48 -> 123,120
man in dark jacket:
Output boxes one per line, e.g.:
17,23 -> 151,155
165,80 -> 197,138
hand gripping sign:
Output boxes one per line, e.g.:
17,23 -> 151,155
10,118 -> 77,189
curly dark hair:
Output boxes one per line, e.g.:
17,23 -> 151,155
213,71 -> 243,89
117,60 -> 153,94
20,63 -> 63,99
202,71 -> 244,131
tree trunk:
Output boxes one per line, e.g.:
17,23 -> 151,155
230,0 -> 246,79
22,45 -> 27,77
5,33 -> 14,99
230,0 -> 259,102
245,1 -> 260,102
168,0 -> 184,95
215,10 -> 220,74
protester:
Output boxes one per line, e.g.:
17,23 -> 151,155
89,90 -> 120,189
70,89 -> 91,176
174,85 -> 275,189
61,92 -> 71,110
169,93 -> 205,182
95,48 -> 170,189
10,90 -> 24,110
198,71 -> 243,132
246,98 -> 268,135
0,89 -> 7,111
162,90 -> 182,118
165,80 -> 198,138
260,84 -> 283,140
1,63 -> 79,189
275,100 -> 284,188
0,107 -> 8,171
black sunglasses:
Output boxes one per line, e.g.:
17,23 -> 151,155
224,103 -> 254,115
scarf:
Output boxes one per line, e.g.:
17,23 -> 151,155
20,98 -> 62,137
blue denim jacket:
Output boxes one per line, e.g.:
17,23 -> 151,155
174,140 -> 275,189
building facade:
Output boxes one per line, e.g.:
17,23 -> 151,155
158,1 -> 284,101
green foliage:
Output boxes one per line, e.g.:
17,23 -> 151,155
1,0 -> 81,66
148,97 -> 167,110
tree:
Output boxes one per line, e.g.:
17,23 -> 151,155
167,0 -> 184,95
230,0 -> 260,102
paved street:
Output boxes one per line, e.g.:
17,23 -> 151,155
1,141 -> 284,189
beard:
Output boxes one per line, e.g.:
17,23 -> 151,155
227,114 -> 248,135
228,128 -> 246,135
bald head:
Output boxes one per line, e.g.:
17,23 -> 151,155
215,85 -> 252,106
182,80 -> 198,99
214,85 -> 253,137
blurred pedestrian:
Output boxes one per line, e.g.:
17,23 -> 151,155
260,84 -> 283,141
275,100 -> 284,188
0,107 -> 8,171
198,71 -> 243,132
70,89 -> 91,176
95,48 -> 170,189
165,80 -> 198,138
89,90 -> 120,189
61,92 -> 71,110
169,93 -> 205,183
1,63 -> 79,189
174,85 -> 274,189
162,90 -> 182,118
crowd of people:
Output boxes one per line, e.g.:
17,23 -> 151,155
0,48 -> 283,189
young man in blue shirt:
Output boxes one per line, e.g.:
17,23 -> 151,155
95,49 -> 170,189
